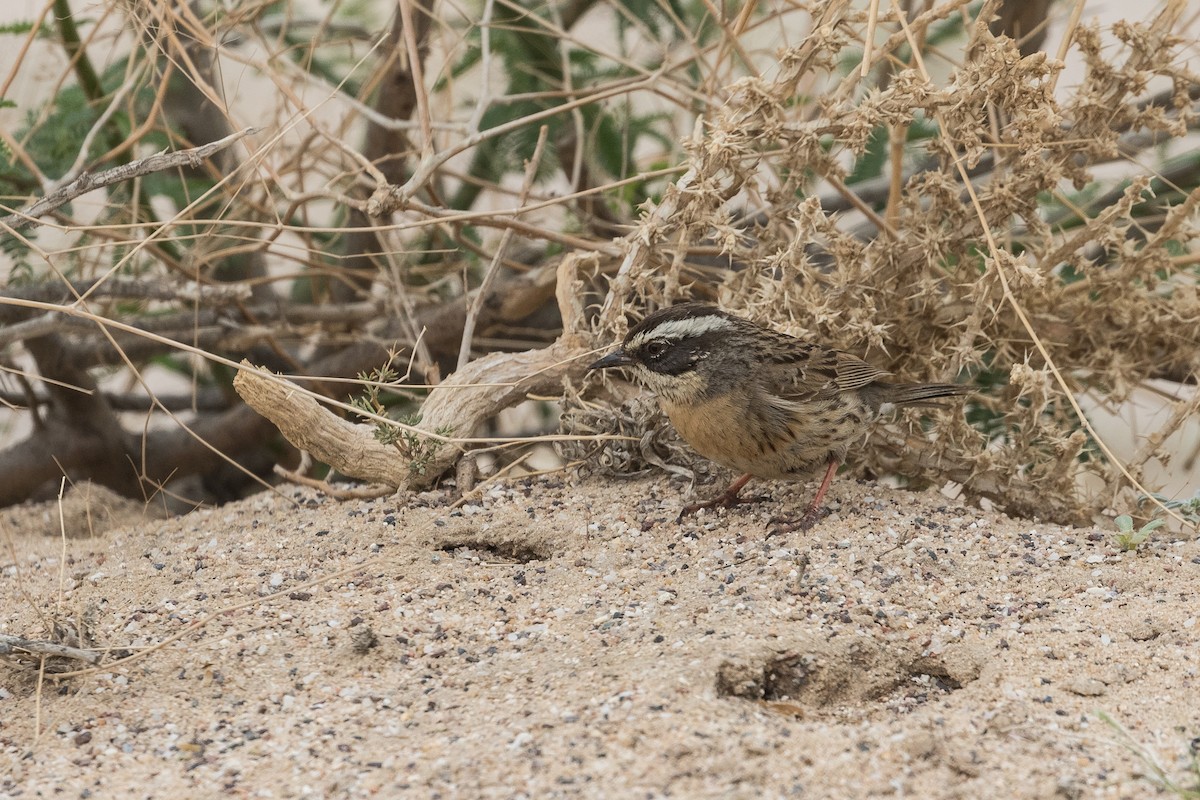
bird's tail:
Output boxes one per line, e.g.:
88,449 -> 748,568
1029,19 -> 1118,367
868,382 -> 972,409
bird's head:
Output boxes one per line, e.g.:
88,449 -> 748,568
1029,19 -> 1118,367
587,303 -> 749,403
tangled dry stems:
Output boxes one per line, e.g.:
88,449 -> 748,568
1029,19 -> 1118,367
571,2 -> 1200,526
1,0 -> 1197,527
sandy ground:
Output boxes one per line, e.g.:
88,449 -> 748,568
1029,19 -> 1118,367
2,473 -> 1199,799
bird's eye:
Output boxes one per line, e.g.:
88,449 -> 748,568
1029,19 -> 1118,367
643,340 -> 669,359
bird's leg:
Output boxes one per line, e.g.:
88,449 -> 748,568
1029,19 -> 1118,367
769,457 -> 839,535
676,473 -> 763,522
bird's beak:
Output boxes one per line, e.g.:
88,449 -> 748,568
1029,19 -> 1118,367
587,349 -> 634,371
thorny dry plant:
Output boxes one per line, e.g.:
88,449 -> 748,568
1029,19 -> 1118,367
0,0 -> 1197,527
567,0 -> 1200,526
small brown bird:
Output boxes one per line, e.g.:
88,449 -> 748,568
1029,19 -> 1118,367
587,303 -> 970,531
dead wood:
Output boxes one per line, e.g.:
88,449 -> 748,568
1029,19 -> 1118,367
0,337 -> 395,507
233,259 -> 591,491
0,634 -> 103,668
233,338 -> 590,490
0,129 -> 256,234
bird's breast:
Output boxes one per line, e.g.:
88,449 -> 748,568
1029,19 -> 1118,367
659,391 -> 868,480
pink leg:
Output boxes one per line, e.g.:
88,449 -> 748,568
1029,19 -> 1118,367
770,457 -> 839,535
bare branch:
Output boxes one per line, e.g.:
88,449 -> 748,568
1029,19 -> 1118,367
0,634 -> 103,667
457,126 -> 549,370
0,127 -> 259,233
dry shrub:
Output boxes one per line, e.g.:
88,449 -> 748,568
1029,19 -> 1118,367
569,1 -> 1200,526
2,0 -> 1197,526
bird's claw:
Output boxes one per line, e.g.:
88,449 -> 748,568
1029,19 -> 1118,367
766,507 -> 827,537
676,493 -> 771,523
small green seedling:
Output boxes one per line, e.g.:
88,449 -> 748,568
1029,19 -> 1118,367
1112,514 -> 1165,551
349,366 -> 400,421
349,367 -> 453,476
1148,491 -> 1200,526
396,416 -> 455,477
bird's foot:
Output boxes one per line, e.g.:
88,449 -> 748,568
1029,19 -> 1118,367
766,506 -> 828,537
675,473 -> 763,523
766,458 -> 839,536
676,492 -> 770,523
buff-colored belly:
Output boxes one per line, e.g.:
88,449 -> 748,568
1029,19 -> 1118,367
660,393 -> 863,480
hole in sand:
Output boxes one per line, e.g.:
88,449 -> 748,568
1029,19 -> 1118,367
715,641 -> 980,718
433,535 -> 550,563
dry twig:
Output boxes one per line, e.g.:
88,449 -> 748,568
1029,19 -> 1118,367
0,128 -> 258,233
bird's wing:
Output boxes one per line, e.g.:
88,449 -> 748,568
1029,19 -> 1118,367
763,338 -> 891,403
832,350 -> 891,391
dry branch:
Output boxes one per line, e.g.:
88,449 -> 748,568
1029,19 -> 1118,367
332,0 -> 433,304
0,334 -> 395,506
235,338 -> 591,489
0,128 -> 257,233
0,634 -> 103,667
234,259 -> 593,490
233,362 -> 411,487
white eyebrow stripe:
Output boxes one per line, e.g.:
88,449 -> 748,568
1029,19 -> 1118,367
627,315 -> 736,349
